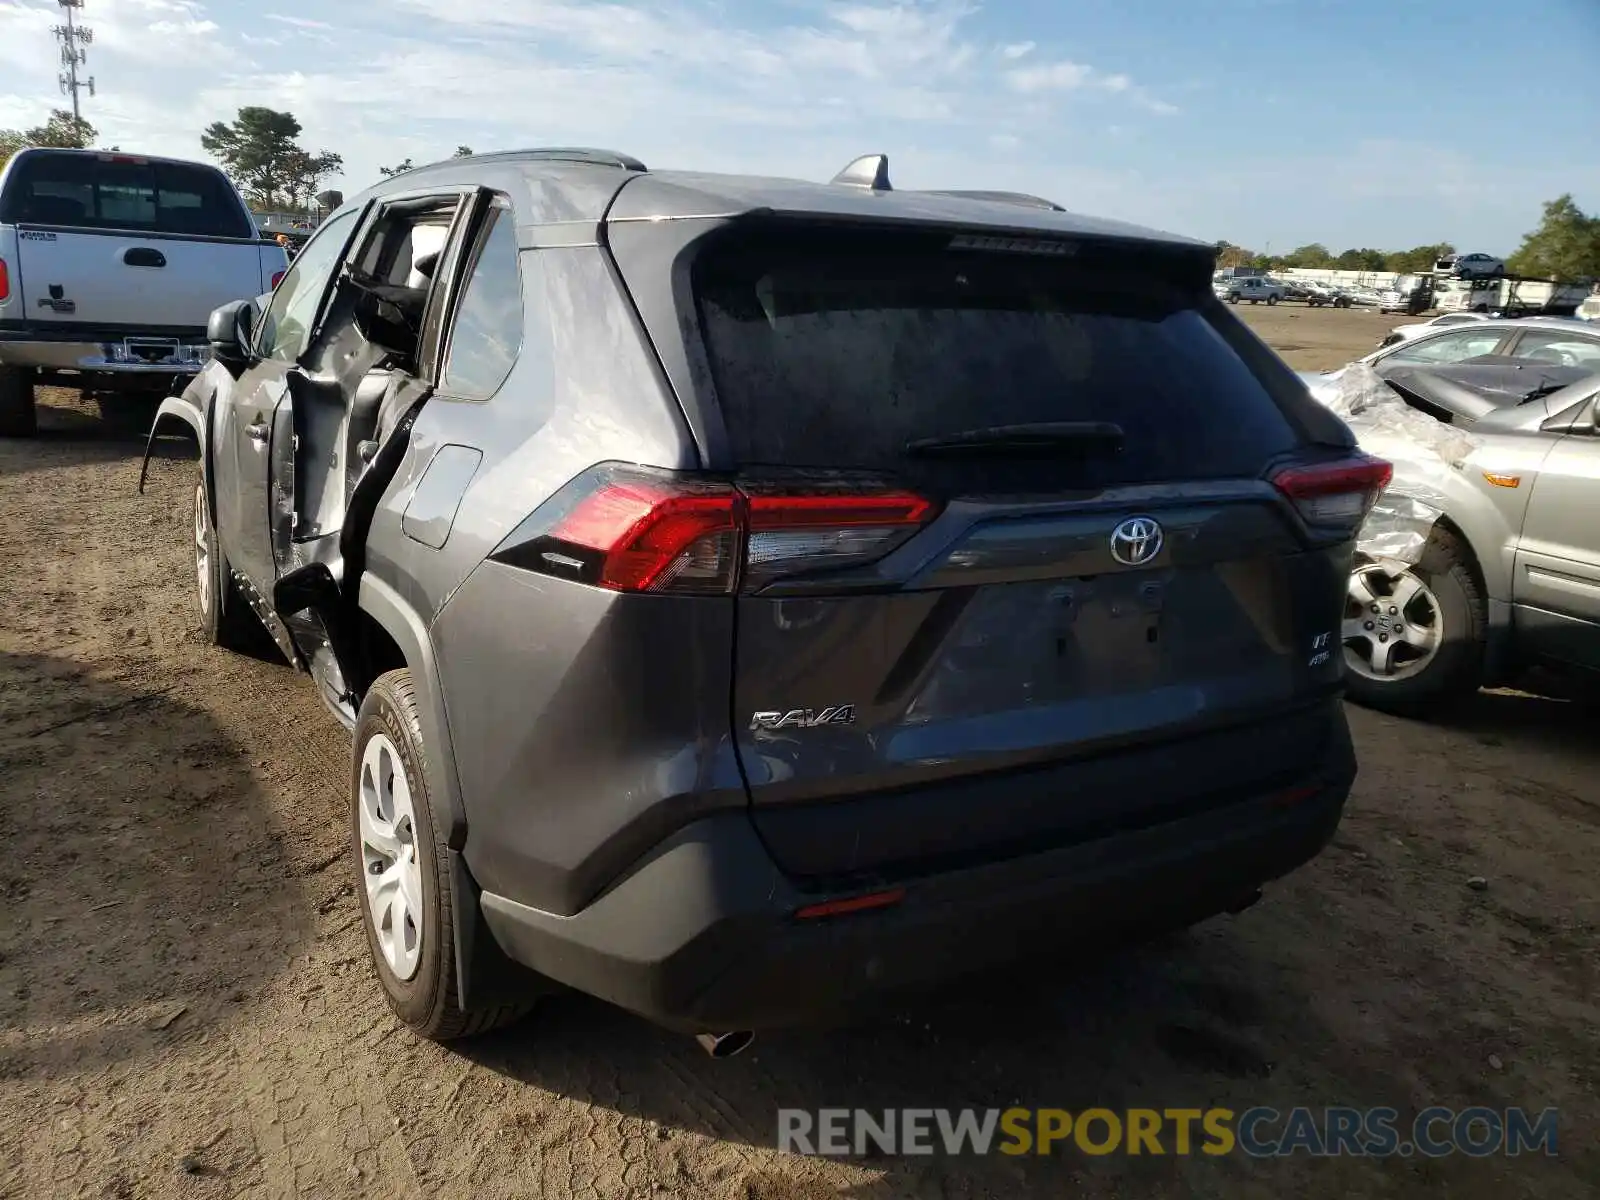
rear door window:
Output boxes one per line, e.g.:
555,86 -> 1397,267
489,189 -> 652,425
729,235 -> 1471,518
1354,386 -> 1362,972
0,152 -> 254,238
692,227 -> 1301,491
438,204 -> 523,400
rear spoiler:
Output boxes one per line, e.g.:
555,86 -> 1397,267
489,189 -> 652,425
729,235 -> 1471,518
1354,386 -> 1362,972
827,153 -> 1065,212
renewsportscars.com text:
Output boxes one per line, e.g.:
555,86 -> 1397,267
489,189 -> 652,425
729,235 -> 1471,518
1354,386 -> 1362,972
777,1106 -> 1559,1158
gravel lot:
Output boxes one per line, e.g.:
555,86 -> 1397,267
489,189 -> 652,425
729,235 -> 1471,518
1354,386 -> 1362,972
1,304 -> 1595,1199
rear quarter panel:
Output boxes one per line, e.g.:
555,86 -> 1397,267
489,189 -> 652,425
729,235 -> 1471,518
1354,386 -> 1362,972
369,241 -> 709,912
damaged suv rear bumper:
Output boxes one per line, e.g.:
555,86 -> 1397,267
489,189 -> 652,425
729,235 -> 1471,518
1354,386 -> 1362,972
477,715 -> 1356,1032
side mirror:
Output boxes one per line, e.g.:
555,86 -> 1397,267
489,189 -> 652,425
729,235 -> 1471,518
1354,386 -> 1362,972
207,299 -> 255,367
1540,392 -> 1600,435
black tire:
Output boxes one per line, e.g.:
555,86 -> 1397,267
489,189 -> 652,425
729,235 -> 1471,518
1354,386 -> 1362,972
193,473 -> 260,651
1343,529 -> 1486,717
1267,293 -> 1279,306
1227,294 -> 1239,305
0,366 -> 38,438
352,670 -> 532,1041
94,391 -> 161,439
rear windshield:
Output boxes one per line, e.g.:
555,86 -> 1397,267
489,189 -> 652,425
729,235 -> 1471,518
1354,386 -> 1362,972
0,153 -> 254,239
693,226 -> 1302,491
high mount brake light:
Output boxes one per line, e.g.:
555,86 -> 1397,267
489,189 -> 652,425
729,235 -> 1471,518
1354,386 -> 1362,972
506,468 -> 937,594
1270,454 -> 1393,527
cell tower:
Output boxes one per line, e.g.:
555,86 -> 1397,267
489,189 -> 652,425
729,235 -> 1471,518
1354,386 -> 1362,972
53,0 -> 96,124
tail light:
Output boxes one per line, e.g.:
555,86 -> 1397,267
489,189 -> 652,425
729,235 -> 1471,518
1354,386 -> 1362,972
1270,453 -> 1392,528
495,465 -> 937,595
742,486 -> 933,590
0,257 -> 9,303
270,270 -> 287,289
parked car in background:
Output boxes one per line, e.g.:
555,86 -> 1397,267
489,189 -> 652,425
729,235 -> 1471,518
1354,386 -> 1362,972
1380,312 -> 1492,346
1577,293 -> 1600,323
1435,252 -> 1505,280
1303,318 -> 1600,401
1304,281 -> 1354,309
1335,368 -> 1600,715
0,148 -> 289,436
1378,358 -> 1592,426
145,147 -> 1375,1047
1225,275 -> 1285,305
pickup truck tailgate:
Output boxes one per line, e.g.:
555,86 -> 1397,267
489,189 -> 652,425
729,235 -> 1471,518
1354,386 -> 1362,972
14,230 -> 270,329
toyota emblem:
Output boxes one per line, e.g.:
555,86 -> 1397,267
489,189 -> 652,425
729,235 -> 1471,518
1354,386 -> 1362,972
1109,516 -> 1164,567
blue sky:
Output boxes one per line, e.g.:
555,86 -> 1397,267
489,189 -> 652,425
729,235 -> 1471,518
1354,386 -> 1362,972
2,0 -> 1596,254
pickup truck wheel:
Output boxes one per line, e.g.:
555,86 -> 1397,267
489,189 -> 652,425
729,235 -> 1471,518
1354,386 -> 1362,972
0,367 -> 38,438
1341,533 -> 1486,717
1227,294 -> 1239,305
194,475 -> 259,650
353,670 -> 533,1041
94,392 -> 161,438
1267,294 -> 1279,306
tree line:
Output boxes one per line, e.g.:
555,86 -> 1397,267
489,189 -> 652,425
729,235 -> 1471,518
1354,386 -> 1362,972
2,104 -> 1597,281
1219,195 -> 1600,283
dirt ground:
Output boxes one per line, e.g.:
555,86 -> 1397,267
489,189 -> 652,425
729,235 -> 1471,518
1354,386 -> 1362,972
1,303 -> 1595,1199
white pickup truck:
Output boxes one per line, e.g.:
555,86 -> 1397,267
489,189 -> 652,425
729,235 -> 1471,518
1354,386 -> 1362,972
0,148 -> 288,436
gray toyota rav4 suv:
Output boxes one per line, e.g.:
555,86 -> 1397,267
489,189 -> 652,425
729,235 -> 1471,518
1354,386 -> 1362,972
145,149 -> 1385,1049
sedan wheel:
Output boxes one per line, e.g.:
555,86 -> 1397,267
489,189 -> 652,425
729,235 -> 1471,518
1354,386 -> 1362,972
1343,562 -> 1443,682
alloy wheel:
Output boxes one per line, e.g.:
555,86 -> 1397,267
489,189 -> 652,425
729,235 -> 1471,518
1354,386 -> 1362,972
358,732 -> 424,980
1343,563 -> 1443,682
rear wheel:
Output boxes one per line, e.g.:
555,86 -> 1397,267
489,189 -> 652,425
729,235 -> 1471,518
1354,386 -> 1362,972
1227,294 -> 1239,304
93,390 -> 161,438
0,366 -> 38,438
353,670 -> 532,1041
194,474 -> 259,650
1341,533 -> 1485,716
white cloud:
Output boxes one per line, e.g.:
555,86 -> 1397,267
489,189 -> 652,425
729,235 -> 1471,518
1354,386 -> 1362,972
1,0 -> 1189,235
1007,60 -> 1095,92
265,14 -> 334,30
1007,58 -> 1179,115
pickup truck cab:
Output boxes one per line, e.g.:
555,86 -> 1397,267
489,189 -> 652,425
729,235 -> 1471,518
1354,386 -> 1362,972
0,148 -> 288,435
1225,276 -> 1284,305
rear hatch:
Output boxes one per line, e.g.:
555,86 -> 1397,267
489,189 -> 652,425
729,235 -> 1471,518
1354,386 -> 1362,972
622,218 -> 1383,881
0,151 -> 272,332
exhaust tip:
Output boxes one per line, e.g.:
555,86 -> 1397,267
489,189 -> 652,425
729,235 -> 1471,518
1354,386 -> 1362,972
695,1030 -> 755,1059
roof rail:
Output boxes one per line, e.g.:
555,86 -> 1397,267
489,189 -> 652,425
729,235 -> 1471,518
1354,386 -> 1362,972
449,147 -> 647,172
830,153 -> 892,191
925,189 -> 1066,212
520,147 -> 647,171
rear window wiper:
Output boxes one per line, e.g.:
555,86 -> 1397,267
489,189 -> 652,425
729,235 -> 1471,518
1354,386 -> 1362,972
905,421 -> 1124,458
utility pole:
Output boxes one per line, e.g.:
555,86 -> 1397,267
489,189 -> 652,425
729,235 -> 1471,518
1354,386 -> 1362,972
53,0 -> 96,125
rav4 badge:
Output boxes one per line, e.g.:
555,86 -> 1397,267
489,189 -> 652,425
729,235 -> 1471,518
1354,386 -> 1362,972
749,706 -> 857,732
